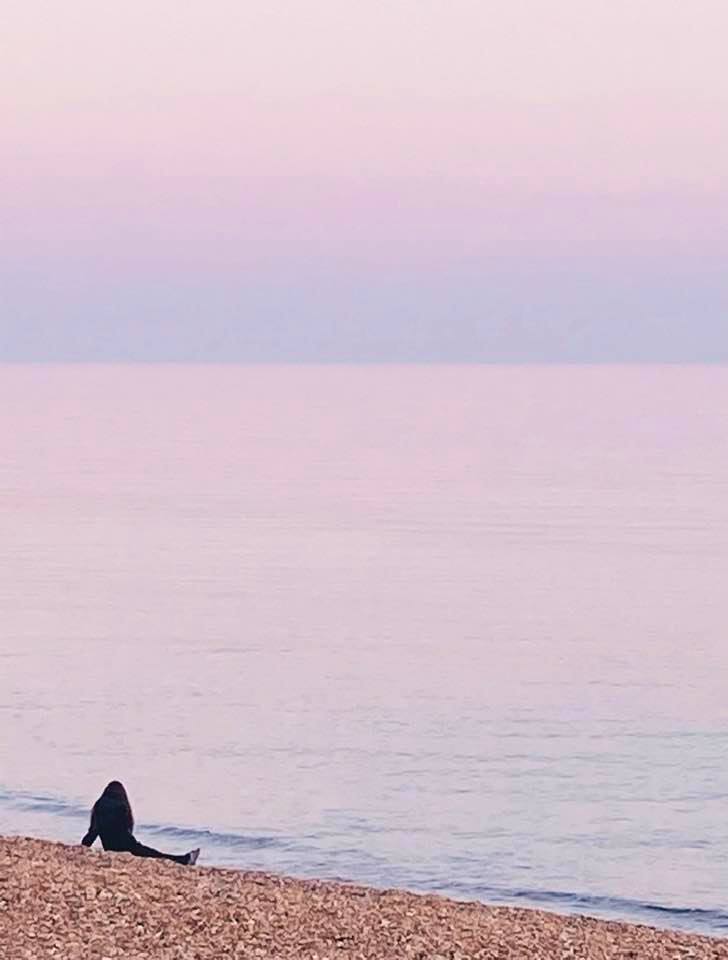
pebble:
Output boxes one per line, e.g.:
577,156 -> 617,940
2,836 -> 727,959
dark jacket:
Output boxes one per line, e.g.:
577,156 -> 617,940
81,794 -> 134,851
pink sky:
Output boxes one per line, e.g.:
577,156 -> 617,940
2,1 -> 727,359
5,1 -> 727,185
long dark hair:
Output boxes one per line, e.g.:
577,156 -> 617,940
95,780 -> 134,831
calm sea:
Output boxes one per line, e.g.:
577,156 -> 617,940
2,365 -> 727,935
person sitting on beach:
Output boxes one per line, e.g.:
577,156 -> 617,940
81,780 -> 199,866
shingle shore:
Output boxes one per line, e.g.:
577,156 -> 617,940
1,837 -> 726,960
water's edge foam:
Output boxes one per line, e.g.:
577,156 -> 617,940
2,787 -> 726,938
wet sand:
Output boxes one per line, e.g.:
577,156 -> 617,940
2,836 -> 726,959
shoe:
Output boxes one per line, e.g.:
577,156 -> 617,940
188,848 -> 200,866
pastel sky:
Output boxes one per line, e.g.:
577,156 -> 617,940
2,0 -> 727,360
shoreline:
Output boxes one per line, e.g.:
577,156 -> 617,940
2,837 -> 728,959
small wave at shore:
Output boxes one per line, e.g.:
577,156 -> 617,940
0,788 -> 286,852
0,789 -> 90,821
2,786 -> 727,937
441,880 -> 728,936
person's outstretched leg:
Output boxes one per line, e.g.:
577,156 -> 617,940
127,835 -> 196,865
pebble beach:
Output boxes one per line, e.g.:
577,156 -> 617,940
2,837 -> 727,959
